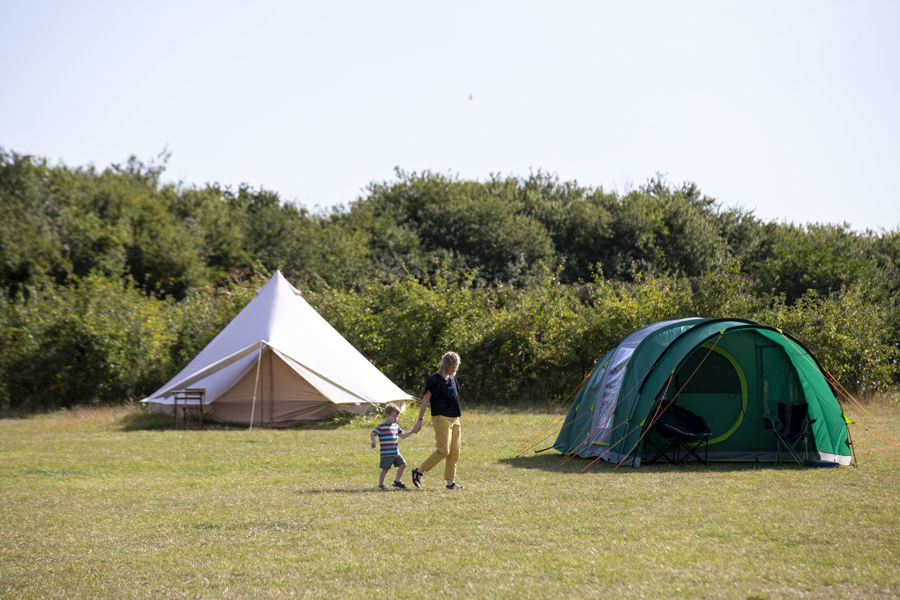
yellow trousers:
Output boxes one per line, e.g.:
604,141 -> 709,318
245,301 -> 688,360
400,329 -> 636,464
419,415 -> 461,482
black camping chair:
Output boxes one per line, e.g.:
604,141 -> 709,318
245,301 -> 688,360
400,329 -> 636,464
763,402 -> 816,465
647,404 -> 711,465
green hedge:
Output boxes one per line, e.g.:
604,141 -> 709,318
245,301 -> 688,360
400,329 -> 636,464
0,274 -> 261,411
1,268 -> 896,412
308,266 -> 897,404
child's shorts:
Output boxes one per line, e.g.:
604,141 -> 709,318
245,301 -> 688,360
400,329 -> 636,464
379,453 -> 406,470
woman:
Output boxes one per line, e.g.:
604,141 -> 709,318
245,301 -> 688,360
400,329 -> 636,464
410,351 -> 463,490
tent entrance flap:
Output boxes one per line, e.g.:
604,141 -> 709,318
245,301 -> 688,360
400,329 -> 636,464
666,343 -> 748,446
208,347 -> 353,427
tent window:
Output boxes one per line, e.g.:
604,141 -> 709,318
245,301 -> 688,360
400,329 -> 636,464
674,346 -> 741,394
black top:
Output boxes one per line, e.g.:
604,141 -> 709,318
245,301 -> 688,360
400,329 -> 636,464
425,372 -> 461,418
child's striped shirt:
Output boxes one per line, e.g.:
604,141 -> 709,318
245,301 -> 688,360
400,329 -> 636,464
372,421 -> 402,456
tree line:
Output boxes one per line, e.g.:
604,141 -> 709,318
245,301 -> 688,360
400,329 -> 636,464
1,148 -> 897,412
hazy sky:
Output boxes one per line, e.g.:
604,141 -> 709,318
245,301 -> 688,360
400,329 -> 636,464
2,1 -> 898,231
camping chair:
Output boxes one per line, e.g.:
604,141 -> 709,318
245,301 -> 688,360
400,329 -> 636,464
173,389 -> 204,429
647,404 -> 711,465
764,402 -> 815,465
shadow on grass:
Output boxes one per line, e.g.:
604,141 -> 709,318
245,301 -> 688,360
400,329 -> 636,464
0,409 -> 32,420
117,407 -> 372,432
295,486 -> 423,495
117,408 -> 252,432
192,521 -> 307,532
499,453 -> 810,473
118,409 -> 179,431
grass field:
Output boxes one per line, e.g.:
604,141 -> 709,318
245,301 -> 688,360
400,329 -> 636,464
1,400 -> 898,599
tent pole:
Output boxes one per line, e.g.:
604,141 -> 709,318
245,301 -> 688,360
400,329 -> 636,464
845,419 -> 858,467
249,344 -> 263,431
268,350 -> 274,425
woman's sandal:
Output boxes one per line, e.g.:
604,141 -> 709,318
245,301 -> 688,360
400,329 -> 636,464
446,482 -> 463,490
411,468 -> 423,488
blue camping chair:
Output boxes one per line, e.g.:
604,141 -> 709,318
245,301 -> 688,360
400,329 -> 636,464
764,402 -> 816,464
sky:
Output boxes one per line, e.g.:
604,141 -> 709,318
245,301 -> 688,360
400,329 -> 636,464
2,1 -> 899,231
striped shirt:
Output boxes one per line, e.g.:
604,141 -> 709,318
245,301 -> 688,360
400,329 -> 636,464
372,422 -> 403,456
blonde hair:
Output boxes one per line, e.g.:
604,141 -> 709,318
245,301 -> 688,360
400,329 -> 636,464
383,402 -> 401,417
439,351 -> 461,378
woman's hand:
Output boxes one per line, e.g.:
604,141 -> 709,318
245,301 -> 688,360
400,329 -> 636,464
411,391 -> 429,434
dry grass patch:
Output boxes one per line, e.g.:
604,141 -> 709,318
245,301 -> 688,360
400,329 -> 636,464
1,400 -> 898,599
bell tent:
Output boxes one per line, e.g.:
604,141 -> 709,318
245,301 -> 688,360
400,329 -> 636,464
553,318 -> 853,466
142,271 -> 412,426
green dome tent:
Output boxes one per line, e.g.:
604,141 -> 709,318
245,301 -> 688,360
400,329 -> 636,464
553,318 -> 853,466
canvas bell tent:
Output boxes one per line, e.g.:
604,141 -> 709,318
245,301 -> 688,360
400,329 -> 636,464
553,318 -> 853,466
142,271 -> 412,426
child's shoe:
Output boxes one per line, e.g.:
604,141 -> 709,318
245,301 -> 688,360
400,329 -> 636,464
378,484 -> 388,490
392,480 -> 407,489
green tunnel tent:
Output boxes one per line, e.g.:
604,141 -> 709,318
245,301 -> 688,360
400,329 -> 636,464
553,318 -> 853,466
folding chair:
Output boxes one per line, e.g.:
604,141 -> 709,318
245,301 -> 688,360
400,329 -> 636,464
764,402 -> 815,464
173,389 -> 205,429
647,404 -> 711,465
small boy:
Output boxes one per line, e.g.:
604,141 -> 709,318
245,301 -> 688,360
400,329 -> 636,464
370,403 -> 414,490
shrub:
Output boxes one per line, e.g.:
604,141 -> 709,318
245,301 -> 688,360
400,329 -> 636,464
0,275 -> 176,410
756,285 -> 898,393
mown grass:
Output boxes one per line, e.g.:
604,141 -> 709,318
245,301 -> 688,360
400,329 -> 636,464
1,400 -> 898,599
